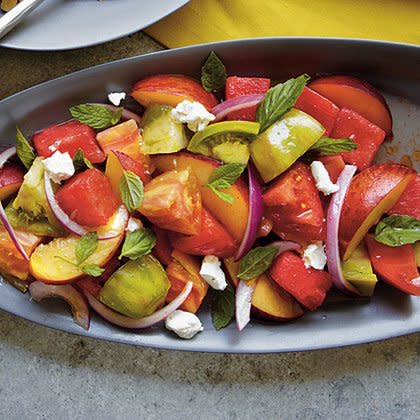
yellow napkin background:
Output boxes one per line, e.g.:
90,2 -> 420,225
146,0 -> 420,47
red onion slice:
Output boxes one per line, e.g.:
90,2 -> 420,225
0,146 -> 29,260
44,172 -> 125,239
0,201 -> 29,261
236,280 -> 255,331
235,164 -> 263,261
270,240 -> 301,256
91,103 -> 142,126
212,94 -> 265,122
29,281 -> 90,330
84,281 -> 193,329
326,165 -> 360,294
0,146 -> 16,168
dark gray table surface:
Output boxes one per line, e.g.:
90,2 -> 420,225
1,33 -> 419,420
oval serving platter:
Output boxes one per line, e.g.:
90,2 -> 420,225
0,38 -> 419,353
0,0 -> 189,51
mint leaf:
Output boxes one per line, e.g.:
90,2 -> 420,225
73,148 -> 93,171
16,127 -> 36,169
208,184 -> 234,204
201,51 -> 227,92
308,137 -> 358,156
81,264 -> 105,277
238,246 -> 278,280
375,215 -> 420,246
207,163 -> 245,204
256,74 -> 309,133
119,170 -> 144,212
75,232 -> 98,265
211,282 -> 235,330
208,163 -> 246,186
70,104 -> 122,130
119,228 -> 156,260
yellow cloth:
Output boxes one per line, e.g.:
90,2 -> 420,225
146,0 -> 420,48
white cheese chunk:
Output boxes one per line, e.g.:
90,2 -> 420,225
126,217 -> 143,233
303,241 -> 327,270
171,100 -> 215,132
199,255 -> 227,290
42,151 -> 75,184
165,310 -> 203,339
107,91 -> 126,106
310,160 -> 339,196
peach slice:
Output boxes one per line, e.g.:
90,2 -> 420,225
152,152 -> 249,242
96,119 -> 150,168
0,227 -> 42,281
309,75 -> 392,135
340,163 -> 415,260
105,150 -> 150,200
224,258 -> 304,321
30,207 -> 127,284
165,250 -> 208,314
131,74 -> 218,111
0,163 -> 24,201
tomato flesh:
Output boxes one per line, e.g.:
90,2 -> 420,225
151,227 -> 173,266
56,168 -> 120,228
33,120 -> 106,163
269,251 -> 332,311
263,162 -> 325,244
169,207 -> 237,258
140,168 -> 202,235
165,250 -> 208,313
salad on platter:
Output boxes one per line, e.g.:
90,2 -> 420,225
0,51 -> 419,340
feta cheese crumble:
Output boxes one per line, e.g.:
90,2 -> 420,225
107,91 -> 126,106
310,161 -> 339,196
171,100 -> 215,132
165,310 -> 203,339
303,241 -> 327,270
126,217 -> 143,233
199,255 -> 227,290
42,151 -> 75,184
411,277 -> 420,287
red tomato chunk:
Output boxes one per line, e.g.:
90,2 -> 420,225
263,162 -> 325,245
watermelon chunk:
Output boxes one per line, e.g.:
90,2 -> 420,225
269,251 -> 332,311
295,87 -> 340,135
225,76 -> 270,121
317,155 -> 345,183
330,108 -> 386,170
388,174 -> 420,220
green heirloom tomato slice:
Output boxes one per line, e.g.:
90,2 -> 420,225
140,104 -> 188,154
187,121 -> 260,164
250,108 -> 324,182
99,255 -> 170,319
